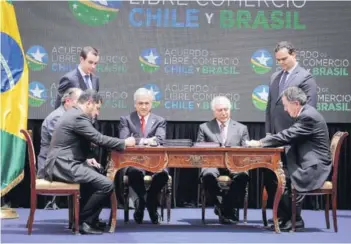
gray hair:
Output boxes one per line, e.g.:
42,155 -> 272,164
134,88 -> 154,102
211,96 -> 232,111
282,86 -> 307,105
61,88 -> 82,104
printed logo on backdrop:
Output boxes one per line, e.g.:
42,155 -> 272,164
161,48 -> 239,76
164,83 -> 240,111
317,86 -> 351,112
25,45 -> 48,71
99,88 -> 129,109
69,0 -> 121,26
29,81 -> 47,107
128,1 -> 307,30
1,32 -> 24,92
252,85 -> 269,111
51,46 -> 128,73
139,49 -> 161,73
251,49 -> 273,75
293,50 -> 349,76
143,83 -> 162,108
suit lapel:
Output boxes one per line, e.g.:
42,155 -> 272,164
76,68 -> 88,90
210,119 -> 222,143
131,112 -> 142,136
225,120 -> 235,145
276,65 -> 301,103
91,75 -> 97,90
145,113 -> 155,137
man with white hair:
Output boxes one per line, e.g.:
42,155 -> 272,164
197,96 -> 250,224
119,87 -> 168,224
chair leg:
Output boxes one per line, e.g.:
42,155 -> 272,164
124,183 -> 129,223
325,194 -> 330,229
109,190 -> 118,233
27,193 -> 37,235
332,192 -> 338,232
244,183 -> 248,223
73,193 -> 80,235
167,179 -> 172,223
160,187 -> 165,222
68,196 -> 72,229
262,187 -> 268,227
291,189 -> 297,232
201,184 -> 206,224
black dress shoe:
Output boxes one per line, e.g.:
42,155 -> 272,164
133,198 -> 145,224
92,220 -> 108,231
148,210 -> 160,224
270,219 -> 305,232
79,222 -> 103,235
268,218 -> 284,225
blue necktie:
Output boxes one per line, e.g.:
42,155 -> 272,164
84,75 -> 92,89
279,71 -> 288,94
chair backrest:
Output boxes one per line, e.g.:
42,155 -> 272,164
330,131 -> 349,189
20,129 -> 36,190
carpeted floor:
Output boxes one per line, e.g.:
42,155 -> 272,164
1,208 -> 350,243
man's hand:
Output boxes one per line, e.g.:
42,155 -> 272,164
146,136 -> 157,146
245,140 -> 262,147
125,137 -> 136,147
87,158 -> 101,168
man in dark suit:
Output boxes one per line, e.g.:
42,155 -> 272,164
119,88 -> 168,224
44,89 -> 136,234
54,46 -> 100,109
264,41 -> 318,220
197,96 -> 250,224
38,88 -> 82,179
247,87 -> 331,231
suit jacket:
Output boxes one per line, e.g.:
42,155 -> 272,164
44,106 -> 125,183
54,68 -> 99,109
37,105 -> 66,179
261,104 -> 332,192
265,65 -> 317,134
197,119 -> 250,176
197,119 -> 249,147
119,111 -> 166,144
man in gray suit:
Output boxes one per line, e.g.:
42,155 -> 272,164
247,87 -> 331,231
54,46 -> 100,109
197,96 -> 250,224
119,88 -> 168,225
38,88 -> 82,179
264,41 -> 318,220
44,89 -> 136,234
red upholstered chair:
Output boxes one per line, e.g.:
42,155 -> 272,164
291,131 -> 349,232
21,129 -> 80,235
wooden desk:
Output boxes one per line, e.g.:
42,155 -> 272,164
106,146 -> 285,233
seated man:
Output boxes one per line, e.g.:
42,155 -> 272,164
246,86 -> 332,231
119,87 -> 168,224
197,96 -> 250,224
38,88 -> 82,179
44,89 -> 135,234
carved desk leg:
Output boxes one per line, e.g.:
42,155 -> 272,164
272,161 -> 286,233
106,156 -> 118,233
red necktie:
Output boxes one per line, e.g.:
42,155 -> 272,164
140,116 -> 145,136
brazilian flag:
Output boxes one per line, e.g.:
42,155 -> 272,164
1,1 -> 29,196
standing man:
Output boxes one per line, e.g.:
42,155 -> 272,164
264,41 -> 318,218
54,46 -> 100,109
38,88 -> 82,179
44,90 -> 136,234
247,87 -> 331,231
119,88 -> 168,224
197,96 -> 250,224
